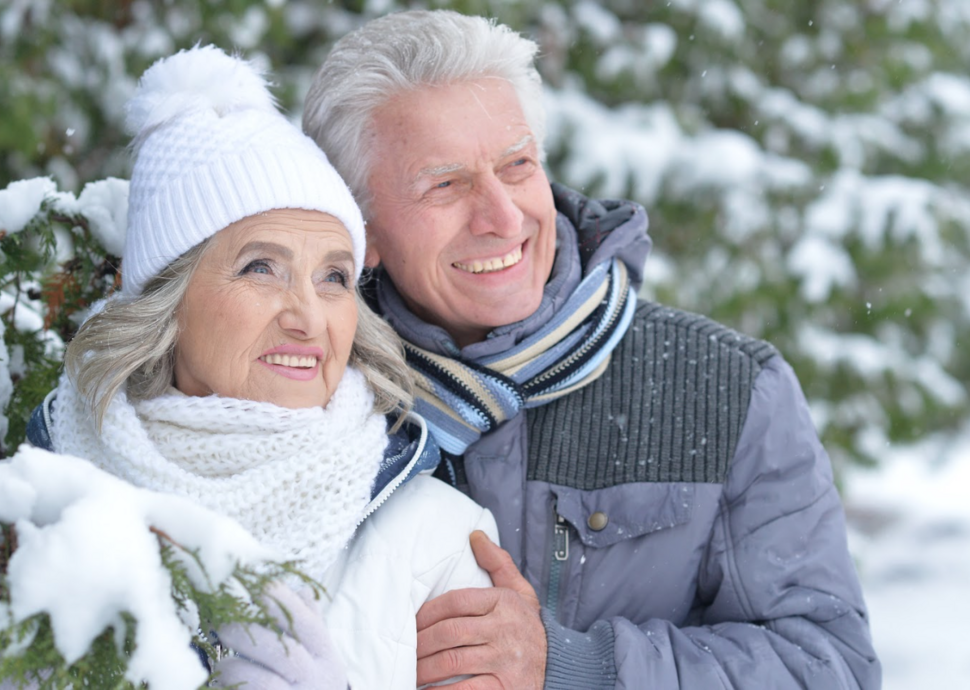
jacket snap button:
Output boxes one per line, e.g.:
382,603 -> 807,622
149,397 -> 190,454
587,511 -> 609,531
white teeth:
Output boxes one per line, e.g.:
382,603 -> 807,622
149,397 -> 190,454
454,245 -> 523,274
261,353 -> 317,368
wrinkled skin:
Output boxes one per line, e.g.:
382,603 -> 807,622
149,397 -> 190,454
416,531 -> 546,689
175,209 -> 357,409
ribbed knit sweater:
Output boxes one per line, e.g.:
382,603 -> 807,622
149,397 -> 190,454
526,300 -> 778,490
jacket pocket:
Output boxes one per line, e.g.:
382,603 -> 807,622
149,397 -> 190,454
551,482 -> 694,549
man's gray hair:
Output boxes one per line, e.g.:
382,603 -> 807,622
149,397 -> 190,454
302,10 -> 546,217
66,241 -> 413,431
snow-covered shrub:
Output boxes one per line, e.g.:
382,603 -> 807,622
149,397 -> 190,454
0,177 -> 126,452
537,0 -> 970,472
0,447 -> 323,688
1,0 -> 968,473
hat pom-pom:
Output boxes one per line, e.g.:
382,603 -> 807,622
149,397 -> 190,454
125,44 -> 276,142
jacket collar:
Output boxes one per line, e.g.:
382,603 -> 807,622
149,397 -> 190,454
361,412 -> 440,524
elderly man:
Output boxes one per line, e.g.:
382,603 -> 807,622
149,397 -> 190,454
303,10 -> 880,690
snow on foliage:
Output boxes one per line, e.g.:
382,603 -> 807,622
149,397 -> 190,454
0,0 -> 967,471
539,0 -> 970,471
1,0 -> 968,685
1,0 -> 967,473
52,178 -> 130,257
0,321 -> 11,443
0,446 -> 275,688
0,179 -> 58,235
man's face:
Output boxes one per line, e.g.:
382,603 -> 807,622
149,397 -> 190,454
364,78 -> 557,347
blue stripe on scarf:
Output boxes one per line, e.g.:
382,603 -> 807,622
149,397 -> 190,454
409,258 -> 634,455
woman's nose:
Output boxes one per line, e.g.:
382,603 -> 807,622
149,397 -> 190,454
277,283 -> 326,338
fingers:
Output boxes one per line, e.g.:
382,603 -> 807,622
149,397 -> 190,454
414,580 -> 547,689
212,584 -> 347,689
416,630 -> 543,688
415,587 -> 546,687
468,531 -> 513,583
215,622 -> 316,684
427,675 -> 505,690
210,657 -> 292,689
417,602 -> 491,659
416,586 -> 496,632
469,531 -> 540,609
263,584 -> 330,659
417,643 -> 494,688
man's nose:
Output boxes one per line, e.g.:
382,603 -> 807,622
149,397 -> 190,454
469,174 -> 524,237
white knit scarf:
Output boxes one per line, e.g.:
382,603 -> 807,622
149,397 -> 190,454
50,367 -> 388,580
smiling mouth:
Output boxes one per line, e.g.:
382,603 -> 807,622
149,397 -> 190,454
453,245 -> 523,274
259,353 -> 318,368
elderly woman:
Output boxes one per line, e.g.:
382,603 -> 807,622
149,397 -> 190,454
26,45 -> 498,689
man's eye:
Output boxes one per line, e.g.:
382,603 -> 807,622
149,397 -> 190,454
435,180 -> 452,189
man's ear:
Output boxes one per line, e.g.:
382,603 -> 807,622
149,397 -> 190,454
364,238 -> 381,268
364,242 -> 381,268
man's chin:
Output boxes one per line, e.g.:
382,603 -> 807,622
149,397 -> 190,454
466,300 -> 544,337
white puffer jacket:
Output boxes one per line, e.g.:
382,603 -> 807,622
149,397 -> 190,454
320,473 -> 497,689
27,395 -> 497,689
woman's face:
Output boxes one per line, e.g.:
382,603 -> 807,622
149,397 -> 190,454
174,208 -> 358,409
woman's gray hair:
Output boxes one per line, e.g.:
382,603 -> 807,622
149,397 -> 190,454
302,10 -> 546,217
66,241 -> 413,431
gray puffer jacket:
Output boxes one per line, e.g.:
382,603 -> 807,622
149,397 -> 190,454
373,183 -> 880,689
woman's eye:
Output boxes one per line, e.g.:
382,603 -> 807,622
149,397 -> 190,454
241,260 -> 271,275
323,269 -> 349,287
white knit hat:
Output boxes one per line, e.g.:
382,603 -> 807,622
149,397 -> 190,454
121,44 -> 365,295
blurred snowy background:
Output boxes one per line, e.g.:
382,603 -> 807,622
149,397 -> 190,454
1,0 -> 968,686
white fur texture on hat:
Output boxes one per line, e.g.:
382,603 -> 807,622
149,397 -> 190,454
121,44 -> 365,295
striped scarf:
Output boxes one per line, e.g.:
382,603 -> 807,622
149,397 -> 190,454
405,258 -> 636,455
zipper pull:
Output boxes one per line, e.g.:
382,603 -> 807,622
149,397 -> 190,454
547,507 -> 570,616
553,512 -> 569,561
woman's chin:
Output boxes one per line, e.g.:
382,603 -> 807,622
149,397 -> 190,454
205,384 -> 331,410
257,390 -> 331,409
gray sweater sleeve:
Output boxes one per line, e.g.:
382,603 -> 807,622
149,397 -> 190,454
543,610 -> 617,688
542,356 -> 880,689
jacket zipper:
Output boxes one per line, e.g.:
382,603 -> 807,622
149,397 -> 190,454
546,508 -> 569,617
356,414 -> 429,527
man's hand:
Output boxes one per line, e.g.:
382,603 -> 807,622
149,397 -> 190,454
416,530 -> 546,689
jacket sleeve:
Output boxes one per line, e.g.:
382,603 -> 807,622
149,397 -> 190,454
421,500 -> 499,599
26,397 -> 54,450
541,356 -> 881,689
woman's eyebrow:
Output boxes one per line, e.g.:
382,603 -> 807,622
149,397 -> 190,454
326,249 -> 355,266
237,241 -> 293,260
237,243 -> 354,269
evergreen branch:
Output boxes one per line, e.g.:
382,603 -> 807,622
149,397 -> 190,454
0,520 -> 325,688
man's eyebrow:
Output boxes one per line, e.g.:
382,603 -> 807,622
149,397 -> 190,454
417,162 -> 465,179
502,135 -> 534,157
411,135 -> 536,187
